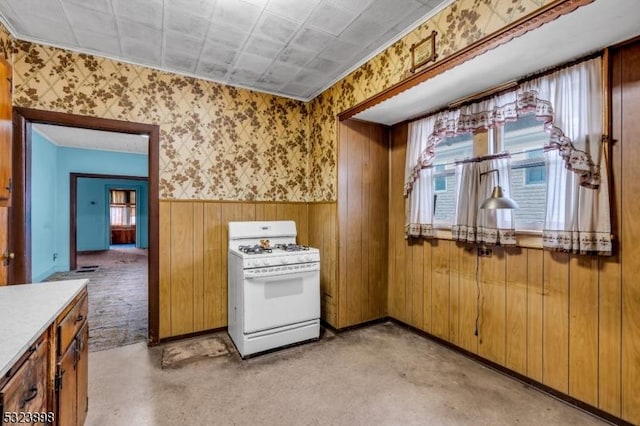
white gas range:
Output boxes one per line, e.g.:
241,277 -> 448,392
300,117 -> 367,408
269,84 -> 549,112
227,221 -> 320,358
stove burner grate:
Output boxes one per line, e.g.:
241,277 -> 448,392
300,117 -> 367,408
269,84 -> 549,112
274,243 -> 310,252
238,245 -> 272,254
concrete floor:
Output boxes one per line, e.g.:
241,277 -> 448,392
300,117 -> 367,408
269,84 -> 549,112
86,322 -> 607,426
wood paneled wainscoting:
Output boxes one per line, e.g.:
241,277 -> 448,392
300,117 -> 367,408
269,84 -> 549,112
388,41 -> 640,423
158,201 -> 339,340
159,201 -> 309,339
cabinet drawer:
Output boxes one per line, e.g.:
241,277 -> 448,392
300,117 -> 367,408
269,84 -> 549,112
0,337 -> 48,424
58,293 -> 88,357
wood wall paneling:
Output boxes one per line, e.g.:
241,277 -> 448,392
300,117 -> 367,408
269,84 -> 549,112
309,203 -> 338,326
159,201 -> 318,338
526,248 -> 544,382
370,124 -> 389,320
169,203 -> 195,336
457,245 -> 478,354
338,122 -> 349,328
338,119 -> 389,329
203,203 -> 224,330
568,255 -> 599,406
431,240 -> 449,340
542,251 -> 570,393
619,41 -> 640,425
421,241 -> 433,334
158,202 -> 171,338
192,203 -> 205,332
505,247 -> 527,375
448,241 -> 460,345
409,241 -> 423,330
478,247 -> 506,365
596,44 -> 623,417
598,254 -> 621,417
388,123 -> 407,323
345,120 -> 364,326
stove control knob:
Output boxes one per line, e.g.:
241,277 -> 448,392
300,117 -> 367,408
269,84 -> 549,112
281,257 -> 289,264
297,256 -> 305,263
246,261 -> 254,268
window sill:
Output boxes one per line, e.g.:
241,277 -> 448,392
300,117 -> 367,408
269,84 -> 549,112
431,227 -> 543,249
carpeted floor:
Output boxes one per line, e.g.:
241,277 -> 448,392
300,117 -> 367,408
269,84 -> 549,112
46,246 -> 148,352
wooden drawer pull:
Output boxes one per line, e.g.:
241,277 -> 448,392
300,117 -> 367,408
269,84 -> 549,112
74,314 -> 84,323
21,385 -> 38,408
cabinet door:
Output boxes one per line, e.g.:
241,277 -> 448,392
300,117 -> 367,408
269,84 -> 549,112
76,323 -> 88,426
58,294 -> 88,358
0,340 -> 48,425
56,340 -> 77,426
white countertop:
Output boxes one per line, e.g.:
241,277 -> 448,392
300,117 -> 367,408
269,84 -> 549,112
0,279 -> 88,377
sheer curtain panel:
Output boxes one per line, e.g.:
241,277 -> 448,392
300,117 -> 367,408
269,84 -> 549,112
405,116 -> 437,238
521,57 -> 612,255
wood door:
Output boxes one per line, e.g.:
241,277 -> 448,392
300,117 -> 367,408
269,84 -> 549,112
0,58 -> 11,205
76,323 -> 88,426
0,58 -> 11,286
56,340 -> 77,426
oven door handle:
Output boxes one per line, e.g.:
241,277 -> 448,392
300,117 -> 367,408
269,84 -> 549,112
245,265 -> 319,280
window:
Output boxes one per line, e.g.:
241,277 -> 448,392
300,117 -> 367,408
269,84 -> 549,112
524,151 -> 546,185
404,57 -> 610,252
110,189 -> 136,227
434,165 -> 447,192
433,133 -> 473,225
501,114 -> 548,231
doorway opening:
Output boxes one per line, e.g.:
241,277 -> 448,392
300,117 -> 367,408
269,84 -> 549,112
61,172 -> 150,352
11,107 -> 160,345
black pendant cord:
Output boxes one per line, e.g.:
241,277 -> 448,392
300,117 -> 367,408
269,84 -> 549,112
474,252 -> 480,337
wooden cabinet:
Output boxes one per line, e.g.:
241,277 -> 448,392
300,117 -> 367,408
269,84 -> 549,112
0,334 -> 48,425
54,291 -> 88,426
110,226 -> 136,244
0,281 -> 88,426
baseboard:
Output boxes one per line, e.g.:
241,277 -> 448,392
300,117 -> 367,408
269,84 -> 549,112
320,316 -> 390,333
33,265 -> 67,283
387,317 -> 630,426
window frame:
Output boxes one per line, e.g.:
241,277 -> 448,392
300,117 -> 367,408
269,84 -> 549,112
110,189 -> 137,227
428,124 -> 548,236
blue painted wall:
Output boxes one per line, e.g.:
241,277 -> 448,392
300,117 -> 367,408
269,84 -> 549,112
31,132 -> 58,282
77,178 -> 148,251
31,129 -> 148,281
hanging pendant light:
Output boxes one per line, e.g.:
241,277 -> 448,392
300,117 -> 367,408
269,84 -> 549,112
479,169 -> 519,209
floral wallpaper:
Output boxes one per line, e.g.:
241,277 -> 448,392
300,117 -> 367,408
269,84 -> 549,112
309,0 -> 554,200
0,22 -> 10,63
10,40 -> 310,201
2,0 -> 554,201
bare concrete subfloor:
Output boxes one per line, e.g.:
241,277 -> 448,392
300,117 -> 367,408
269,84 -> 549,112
87,322 -> 607,426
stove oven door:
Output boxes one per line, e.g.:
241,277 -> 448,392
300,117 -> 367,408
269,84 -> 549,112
243,264 -> 320,334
